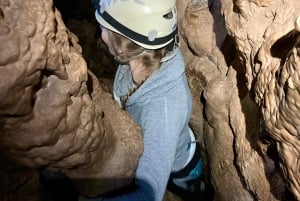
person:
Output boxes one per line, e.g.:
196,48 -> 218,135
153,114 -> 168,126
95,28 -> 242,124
81,0 -> 205,200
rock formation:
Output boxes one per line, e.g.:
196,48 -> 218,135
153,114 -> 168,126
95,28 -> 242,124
179,0 -> 299,200
221,0 -> 300,200
0,0 -> 142,200
0,0 -> 299,201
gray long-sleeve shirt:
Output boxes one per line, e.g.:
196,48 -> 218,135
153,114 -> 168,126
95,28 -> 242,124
91,49 -> 193,201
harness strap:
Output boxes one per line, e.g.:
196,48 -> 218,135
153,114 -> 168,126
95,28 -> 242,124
171,142 -> 202,179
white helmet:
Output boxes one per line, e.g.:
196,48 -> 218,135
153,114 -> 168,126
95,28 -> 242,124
93,0 -> 178,49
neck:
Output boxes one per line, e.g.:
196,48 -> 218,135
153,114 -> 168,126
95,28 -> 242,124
129,59 -> 149,85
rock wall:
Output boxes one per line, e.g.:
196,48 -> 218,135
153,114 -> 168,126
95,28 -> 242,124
0,0 -> 142,200
178,0 -> 299,201
221,0 -> 300,200
0,0 -> 299,201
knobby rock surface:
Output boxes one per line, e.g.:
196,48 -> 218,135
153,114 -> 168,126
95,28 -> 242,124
178,0 -> 300,200
0,0 -> 142,200
0,0 -> 300,201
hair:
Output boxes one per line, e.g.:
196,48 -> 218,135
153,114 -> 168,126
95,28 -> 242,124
106,30 -> 168,108
108,30 -> 167,70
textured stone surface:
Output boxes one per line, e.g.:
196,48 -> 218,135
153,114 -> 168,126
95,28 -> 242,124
181,0 -> 299,200
221,0 -> 300,199
0,0 -> 300,200
0,0 -> 142,198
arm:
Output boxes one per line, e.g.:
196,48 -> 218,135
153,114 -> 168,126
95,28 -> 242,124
81,96 -> 186,201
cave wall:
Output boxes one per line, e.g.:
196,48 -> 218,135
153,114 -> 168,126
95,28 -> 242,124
0,0 -> 142,200
177,0 -> 300,200
221,0 -> 300,200
177,1 -> 279,200
0,0 -> 300,201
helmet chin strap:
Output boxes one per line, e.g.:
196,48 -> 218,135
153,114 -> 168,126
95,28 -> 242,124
160,34 -> 179,62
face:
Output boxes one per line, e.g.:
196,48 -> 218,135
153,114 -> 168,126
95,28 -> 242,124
100,26 -> 115,56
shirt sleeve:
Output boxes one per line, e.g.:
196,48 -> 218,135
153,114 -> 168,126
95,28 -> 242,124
135,96 -> 185,201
